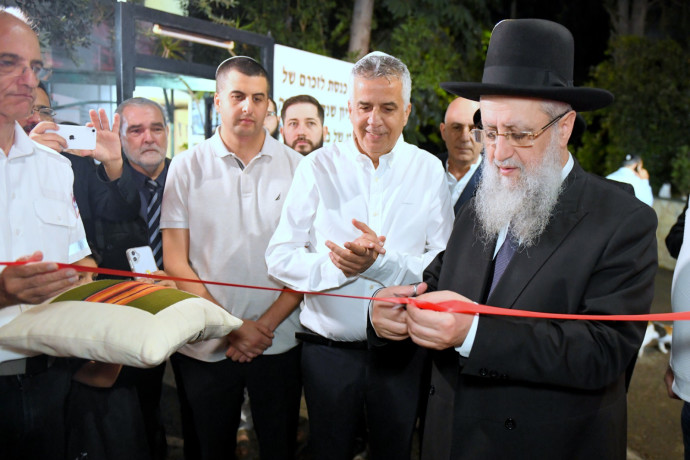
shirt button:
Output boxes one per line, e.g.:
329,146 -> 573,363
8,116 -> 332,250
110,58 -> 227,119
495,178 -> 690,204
429,385 -> 435,395
504,418 -> 516,430
369,285 -> 374,290
479,368 -> 488,377
15,229 -> 20,236
490,370 -> 499,379
373,212 -> 379,216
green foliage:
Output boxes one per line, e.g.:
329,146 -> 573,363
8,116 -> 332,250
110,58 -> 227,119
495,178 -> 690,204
671,146 -> 690,196
375,0 -> 491,150
575,36 -> 690,192
185,0 -> 492,153
6,0 -> 115,62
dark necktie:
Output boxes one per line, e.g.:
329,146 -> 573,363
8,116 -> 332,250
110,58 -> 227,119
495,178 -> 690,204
488,231 -> 517,296
146,179 -> 163,269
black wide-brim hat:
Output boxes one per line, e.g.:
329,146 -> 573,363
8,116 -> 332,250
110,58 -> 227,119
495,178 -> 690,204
441,19 -> 613,112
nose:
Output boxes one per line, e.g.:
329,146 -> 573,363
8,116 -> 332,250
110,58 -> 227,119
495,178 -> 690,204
367,108 -> 382,126
241,97 -> 252,113
491,135 -> 513,162
18,66 -> 39,88
142,128 -> 155,143
26,109 -> 41,126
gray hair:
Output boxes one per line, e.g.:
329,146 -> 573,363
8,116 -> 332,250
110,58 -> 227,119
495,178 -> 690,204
115,97 -> 168,135
540,100 -> 572,119
349,51 -> 412,108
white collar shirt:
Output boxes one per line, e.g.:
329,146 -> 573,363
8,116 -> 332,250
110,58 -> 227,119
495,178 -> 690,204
0,122 -> 90,362
161,128 -> 303,362
445,154 -> 482,205
266,135 -> 454,341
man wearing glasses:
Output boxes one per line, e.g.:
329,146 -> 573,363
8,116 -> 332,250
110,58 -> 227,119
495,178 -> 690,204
18,80 -> 53,133
0,8 -> 91,460
371,19 -> 657,459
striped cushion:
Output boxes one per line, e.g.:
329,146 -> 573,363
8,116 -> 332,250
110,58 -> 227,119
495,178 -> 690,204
0,281 -> 242,367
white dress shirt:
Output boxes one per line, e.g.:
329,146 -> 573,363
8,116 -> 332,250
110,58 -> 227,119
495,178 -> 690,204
0,123 -> 90,362
446,154 -> 481,205
606,166 -> 654,206
161,129 -> 303,362
266,135 -> 454,341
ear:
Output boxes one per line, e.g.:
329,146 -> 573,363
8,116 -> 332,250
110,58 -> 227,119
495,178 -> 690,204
558,111 -> 576,148
403,103 -> 412,126
214,92 -> 221,112
280,127 -> 284,138
439,122 -> 447,141
322,125 -> 329,138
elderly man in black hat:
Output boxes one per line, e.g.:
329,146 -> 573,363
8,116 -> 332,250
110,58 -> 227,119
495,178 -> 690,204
371,18 -> 657,459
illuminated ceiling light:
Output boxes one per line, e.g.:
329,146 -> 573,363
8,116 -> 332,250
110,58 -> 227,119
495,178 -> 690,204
152,24 -> 235,51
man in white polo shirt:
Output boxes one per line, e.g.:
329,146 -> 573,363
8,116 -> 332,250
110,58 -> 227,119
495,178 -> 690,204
0,8 -> 91,460
162,56 -> 303,460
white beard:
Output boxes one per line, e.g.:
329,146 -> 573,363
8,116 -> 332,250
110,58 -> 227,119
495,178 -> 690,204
473,130 -> 565,248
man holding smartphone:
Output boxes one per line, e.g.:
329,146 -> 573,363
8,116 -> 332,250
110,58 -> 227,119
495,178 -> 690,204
64,97 -> 175,460
0,8 -> 92,459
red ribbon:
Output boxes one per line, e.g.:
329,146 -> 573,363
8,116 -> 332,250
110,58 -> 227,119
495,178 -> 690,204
1,261 -> 681,322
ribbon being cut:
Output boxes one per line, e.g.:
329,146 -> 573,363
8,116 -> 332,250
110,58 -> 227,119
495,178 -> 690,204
0,260 -> 684,328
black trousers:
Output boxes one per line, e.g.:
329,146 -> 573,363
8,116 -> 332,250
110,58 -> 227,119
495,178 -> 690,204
64,363 -> 167,460
301,340 -> 427,460
171,346 -> 302,460
0,358 -> 73,460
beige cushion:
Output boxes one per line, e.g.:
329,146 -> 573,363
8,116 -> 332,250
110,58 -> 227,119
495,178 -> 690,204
0,280 -> 242,367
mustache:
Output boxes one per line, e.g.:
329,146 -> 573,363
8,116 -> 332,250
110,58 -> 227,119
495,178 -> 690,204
290,138 -> 314,149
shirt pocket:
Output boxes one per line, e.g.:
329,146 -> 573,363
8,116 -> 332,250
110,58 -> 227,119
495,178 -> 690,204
34,197 -> 77,228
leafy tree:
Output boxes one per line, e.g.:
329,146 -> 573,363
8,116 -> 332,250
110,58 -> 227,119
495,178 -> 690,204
575,35 -> 690,192
183,0 -> 491,153
373,0 -> 490,149
5,0 -> 119,62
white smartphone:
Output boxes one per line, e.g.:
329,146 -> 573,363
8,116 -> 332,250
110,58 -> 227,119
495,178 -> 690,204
46,124 -> 97,150
126,246 -> 158,275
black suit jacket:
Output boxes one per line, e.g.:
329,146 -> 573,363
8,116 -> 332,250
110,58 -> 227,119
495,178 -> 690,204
90,156 -> 170,273
421,161 -> 657,459
435,152 -> 482,216
666,196 -> 688,258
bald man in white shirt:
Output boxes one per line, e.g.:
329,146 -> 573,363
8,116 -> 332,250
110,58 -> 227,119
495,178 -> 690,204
0,8 -> 91,459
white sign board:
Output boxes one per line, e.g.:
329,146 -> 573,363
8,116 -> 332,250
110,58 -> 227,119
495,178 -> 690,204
273,44 -> 354,144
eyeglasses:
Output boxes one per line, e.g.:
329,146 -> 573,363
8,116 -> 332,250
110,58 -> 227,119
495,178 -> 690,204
470,111 -> 571,147
32,106 -> 56,118
0,55 -> 52,81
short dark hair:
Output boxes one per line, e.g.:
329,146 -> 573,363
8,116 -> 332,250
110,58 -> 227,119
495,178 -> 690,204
37,81 -> 49,101
280,94 -> 324,125
215,56 -> 269,93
